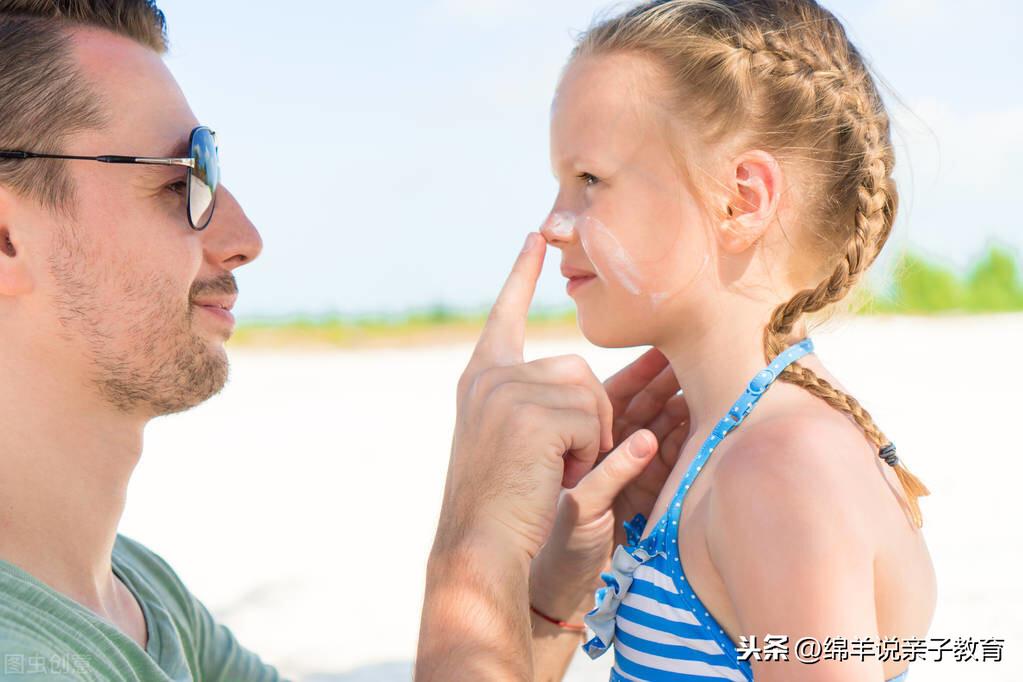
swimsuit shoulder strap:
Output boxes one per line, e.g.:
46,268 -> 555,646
665,338 -> 815,521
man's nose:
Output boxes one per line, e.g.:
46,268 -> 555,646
200,185 -> 263,270
539,211 -> 578,248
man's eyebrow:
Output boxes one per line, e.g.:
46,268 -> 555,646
136,135 -> 192,176
158,134 -> 191,158
135,132 -> 192,160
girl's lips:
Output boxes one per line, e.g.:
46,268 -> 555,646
566,275 -> 597,295
560,263 -> 595,279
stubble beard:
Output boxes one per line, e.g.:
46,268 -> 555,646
48,226 -> 228,418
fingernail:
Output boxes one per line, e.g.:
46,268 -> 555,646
628,431 -> 655,458
521,232 -> 538,253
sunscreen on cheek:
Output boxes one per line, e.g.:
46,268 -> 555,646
545,210 -> 708,306
576,215 -> 643,295
545,211 -> 643,294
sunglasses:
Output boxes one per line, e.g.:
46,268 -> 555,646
0,125 -> 219,230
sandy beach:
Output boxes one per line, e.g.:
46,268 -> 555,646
118,314 -> 1022,681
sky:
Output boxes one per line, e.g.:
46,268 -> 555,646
157,0 -> 1023,319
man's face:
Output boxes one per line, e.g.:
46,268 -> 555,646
13,27 -> 262,418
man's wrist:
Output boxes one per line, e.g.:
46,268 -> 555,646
529,578 -> 594,626
529,552 -> 601,625
429,520 -> 532,582
431,499 -> 538,568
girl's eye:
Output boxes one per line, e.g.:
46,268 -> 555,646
577,172 -> 600,187
166,181 -> 187,197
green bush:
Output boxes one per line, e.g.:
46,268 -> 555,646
870,243 -> 1023,314
963,247 -> 1023,312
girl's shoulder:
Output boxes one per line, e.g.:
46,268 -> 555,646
706,398 -> 883,545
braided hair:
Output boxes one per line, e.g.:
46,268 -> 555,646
573,0 -> 930,527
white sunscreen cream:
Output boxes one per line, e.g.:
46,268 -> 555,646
546,210 -> 707,305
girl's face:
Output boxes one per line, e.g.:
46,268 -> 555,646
542,53 -> 716,348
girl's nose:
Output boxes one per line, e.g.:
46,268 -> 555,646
540,211 -> 578,248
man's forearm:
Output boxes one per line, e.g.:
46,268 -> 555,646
415,530 -> 534,681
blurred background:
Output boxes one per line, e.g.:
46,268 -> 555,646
163,0 -> 1023,327
118,1 -> 1021,680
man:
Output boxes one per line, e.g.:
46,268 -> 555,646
0,2 -> 273,680
0,2 -> 686,680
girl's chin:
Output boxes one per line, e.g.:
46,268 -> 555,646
575,306 -> 652,349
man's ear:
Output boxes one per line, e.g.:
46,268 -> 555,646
0,187 -> 35,297
717,150 -> 784,254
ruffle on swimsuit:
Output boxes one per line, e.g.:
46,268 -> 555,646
583,513 -> 664,658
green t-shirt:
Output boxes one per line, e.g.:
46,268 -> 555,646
0,533 -> 289,681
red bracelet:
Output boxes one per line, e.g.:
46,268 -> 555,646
529,604 -> 587,633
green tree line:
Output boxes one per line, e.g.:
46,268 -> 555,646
867,243 -> 1023,314
235,243 -> 1023,344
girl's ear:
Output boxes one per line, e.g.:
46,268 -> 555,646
717,150 -> 784,254
0,188 -> 35,297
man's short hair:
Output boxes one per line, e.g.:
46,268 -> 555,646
0,1 -> 168,212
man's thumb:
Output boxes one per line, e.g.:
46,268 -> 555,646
574,429 -> 657,512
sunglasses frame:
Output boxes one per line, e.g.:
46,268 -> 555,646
0,125 -> 219,230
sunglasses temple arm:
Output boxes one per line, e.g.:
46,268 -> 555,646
97,156 -> 194,168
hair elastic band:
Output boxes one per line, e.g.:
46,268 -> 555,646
879,442 -> 899,467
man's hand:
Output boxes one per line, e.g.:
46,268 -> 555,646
435,232 -> 615,563
529,348 -> 689,632
417,233 -> 690,682
417,232 -> 630,682
604,347 -> 690,548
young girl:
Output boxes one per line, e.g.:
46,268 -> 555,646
537,1 -> 936,680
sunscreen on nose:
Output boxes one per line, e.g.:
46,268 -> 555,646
546,212 -> 577,239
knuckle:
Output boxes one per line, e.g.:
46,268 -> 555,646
457,367 -> 477,397
573,384 -> 599,413
509,402 -> 542,429
485,379 -> 517,408
475,366 -> 505,397
556,354 -> 590,382
597,458 -> 620,486
632,390 -> 657,414
571,412 -> 601,447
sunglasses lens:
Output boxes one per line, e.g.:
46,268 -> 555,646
188,128 -> 218,229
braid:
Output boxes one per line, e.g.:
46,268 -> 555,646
752,35 -> 930,528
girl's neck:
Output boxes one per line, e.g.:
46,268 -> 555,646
656,300 -> 807,439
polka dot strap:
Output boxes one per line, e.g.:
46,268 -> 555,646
665,337 -> 815,521
712,338 -> 815,440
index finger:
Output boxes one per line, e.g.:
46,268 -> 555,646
604,347 -> 671,416
470,232 -> 546,368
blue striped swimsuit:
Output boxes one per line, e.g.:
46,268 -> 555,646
582,338 -> 910,682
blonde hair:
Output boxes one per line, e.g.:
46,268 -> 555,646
574,0 -> 930,527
